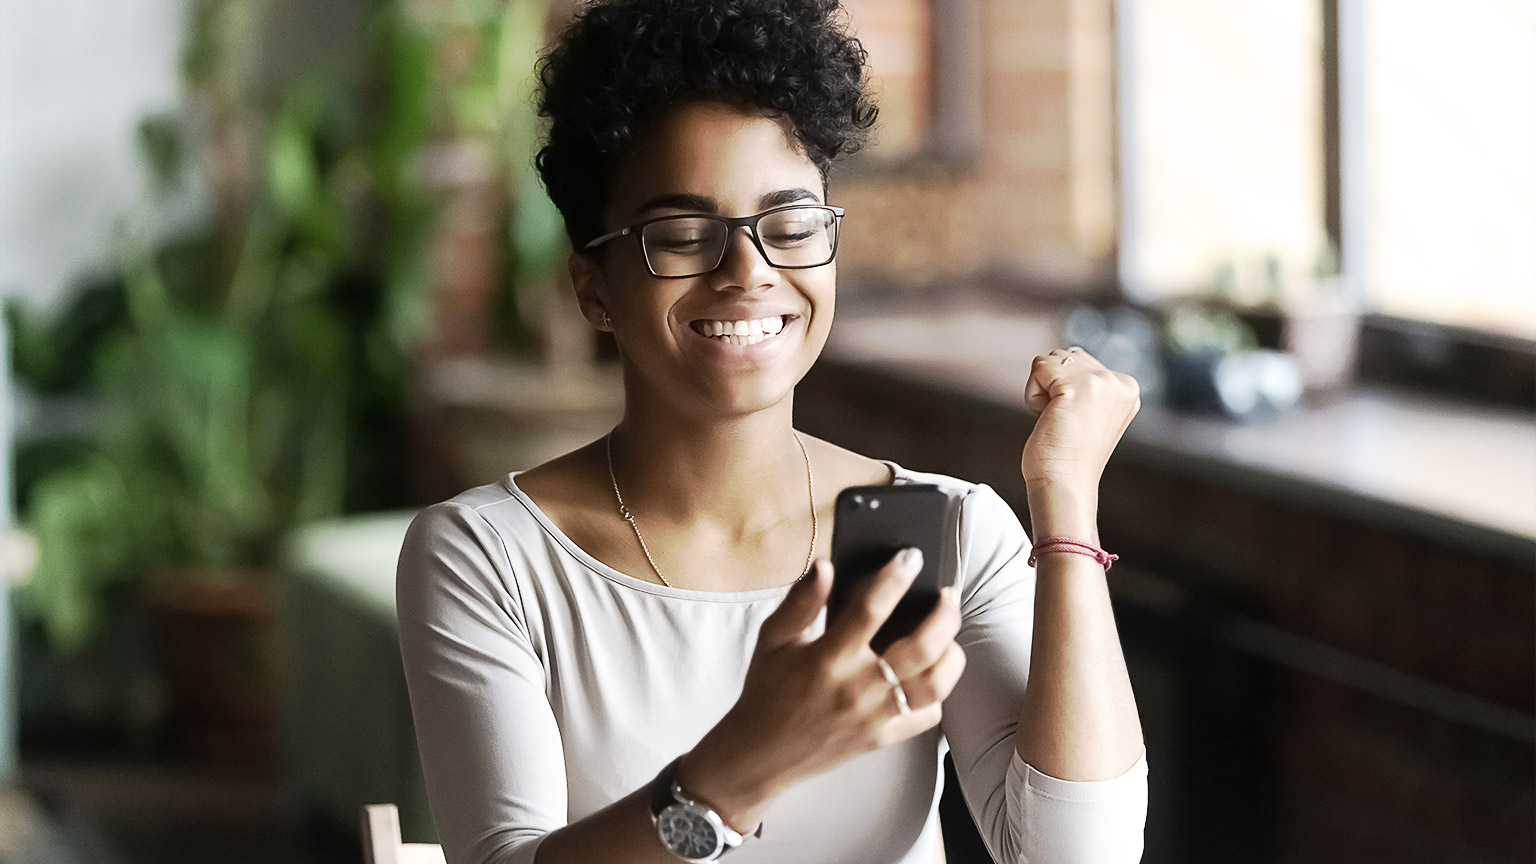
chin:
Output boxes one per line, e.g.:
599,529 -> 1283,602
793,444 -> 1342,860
693,368 -> 807,418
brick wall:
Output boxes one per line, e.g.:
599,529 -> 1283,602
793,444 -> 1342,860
834,0 -> 1118,294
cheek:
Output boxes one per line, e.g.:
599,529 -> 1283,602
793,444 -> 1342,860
806,271 -> 836,327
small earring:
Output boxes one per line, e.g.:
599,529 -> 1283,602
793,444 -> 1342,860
600,312 -> 612,329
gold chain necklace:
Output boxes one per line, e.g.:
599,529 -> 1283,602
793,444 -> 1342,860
605,430 -> 817,588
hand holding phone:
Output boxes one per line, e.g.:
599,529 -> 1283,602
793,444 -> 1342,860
684,483 -> 967,824
826,483 -> 950,654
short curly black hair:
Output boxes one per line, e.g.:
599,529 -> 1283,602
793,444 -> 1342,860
535,0 -> 878,250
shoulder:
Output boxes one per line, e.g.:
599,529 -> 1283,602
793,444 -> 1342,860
883,467 -> 1034,612
407,479 -> 527,544
396,478 -> 554,634
890,465 -> 1016,520
400,477 -> 554,583
886,465 -> 1031,566
889,464 -> 981,496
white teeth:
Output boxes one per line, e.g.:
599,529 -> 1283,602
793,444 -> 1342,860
697,315 -> 788,341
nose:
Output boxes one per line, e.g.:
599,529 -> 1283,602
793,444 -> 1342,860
709,224 -> 778,290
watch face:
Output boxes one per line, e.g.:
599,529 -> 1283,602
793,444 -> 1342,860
657,803 -> 725,861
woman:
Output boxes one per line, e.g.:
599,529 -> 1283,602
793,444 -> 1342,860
396,1 -> 1148,862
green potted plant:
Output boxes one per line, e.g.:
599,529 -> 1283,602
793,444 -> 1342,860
11,0 -> 441,765
18,168 -> 355,767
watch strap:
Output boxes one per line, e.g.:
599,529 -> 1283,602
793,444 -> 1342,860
649,758 -> 762,846
648,757 -> 680,820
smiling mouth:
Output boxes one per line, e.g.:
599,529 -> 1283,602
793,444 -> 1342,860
690,314 -> 794,346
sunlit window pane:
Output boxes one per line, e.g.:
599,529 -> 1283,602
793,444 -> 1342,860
1360,0 -> 1536,338
1119,1 -> 1327,303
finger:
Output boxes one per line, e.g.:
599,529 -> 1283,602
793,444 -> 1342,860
894,641 -> 968,711
1025,355 -> 1057,413
757,558 -> 832,649
1028,351 -> 1091,404
874,700 -> 945,748
825,547 -> 923,654
1063,346 -> 1107,370
878,586 -> 960,679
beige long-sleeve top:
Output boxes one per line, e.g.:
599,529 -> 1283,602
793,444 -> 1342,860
396,463 -> 1148,864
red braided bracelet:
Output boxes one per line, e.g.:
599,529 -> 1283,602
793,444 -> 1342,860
1028,537 -> 1119,571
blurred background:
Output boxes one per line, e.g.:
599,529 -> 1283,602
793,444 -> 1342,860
1,0 -> 1531,862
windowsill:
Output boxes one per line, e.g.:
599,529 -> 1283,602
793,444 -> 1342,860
823,298 -> 1536,561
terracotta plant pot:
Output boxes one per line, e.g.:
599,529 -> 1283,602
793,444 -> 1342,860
142,570 -> 278,772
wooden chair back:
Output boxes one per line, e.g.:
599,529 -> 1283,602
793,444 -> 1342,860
362,803 -> 447,864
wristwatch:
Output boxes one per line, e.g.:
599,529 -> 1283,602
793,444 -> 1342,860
648,757 -> 759,861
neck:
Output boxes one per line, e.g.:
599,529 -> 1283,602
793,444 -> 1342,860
607,397 -> 811,537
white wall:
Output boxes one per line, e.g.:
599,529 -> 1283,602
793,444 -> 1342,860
0,0 -> 184,312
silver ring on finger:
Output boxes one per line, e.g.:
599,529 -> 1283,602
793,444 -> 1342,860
875,656 -> 911,715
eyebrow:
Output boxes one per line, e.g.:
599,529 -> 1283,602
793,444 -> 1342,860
632,187 -> 822,216
759,187 -> 821,208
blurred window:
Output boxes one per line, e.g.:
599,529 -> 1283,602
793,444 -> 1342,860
1119,0 -> 1536,340
1117,2 -> 1327,305
1354,0 -> 1536,338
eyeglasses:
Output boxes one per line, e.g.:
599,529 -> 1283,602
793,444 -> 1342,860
583,204 -> 845,279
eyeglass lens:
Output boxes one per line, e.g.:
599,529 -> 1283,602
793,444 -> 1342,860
640,206 -> 838,277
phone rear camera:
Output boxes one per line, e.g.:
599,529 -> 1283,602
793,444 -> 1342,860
851,494 -> 864,508
868,498 -> 881,509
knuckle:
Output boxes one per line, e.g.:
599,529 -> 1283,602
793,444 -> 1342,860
904,675 -> 939,708
831,683 -> 860,714
811,654 -> 845,692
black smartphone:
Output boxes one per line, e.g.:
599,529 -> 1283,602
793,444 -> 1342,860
827,483 -> 952,654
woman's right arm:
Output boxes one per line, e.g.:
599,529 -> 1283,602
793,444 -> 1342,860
397,502 -> 568,864
398,502 -> 963,864
398,501 -> 726,864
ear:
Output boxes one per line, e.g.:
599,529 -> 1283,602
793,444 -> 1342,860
569,252 -> 612,330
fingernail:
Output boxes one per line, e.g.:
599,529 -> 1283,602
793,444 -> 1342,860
898,547 -> 923,572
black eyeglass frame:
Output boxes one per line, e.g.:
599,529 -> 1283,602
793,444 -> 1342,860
582,204 -> 846,279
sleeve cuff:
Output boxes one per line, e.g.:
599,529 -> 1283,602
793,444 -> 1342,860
1013,748 -> 1149,804
1002,748 -> 1149,864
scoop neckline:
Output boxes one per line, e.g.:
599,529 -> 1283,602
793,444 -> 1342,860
501,460 -> 907,603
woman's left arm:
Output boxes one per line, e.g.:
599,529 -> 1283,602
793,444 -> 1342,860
1015,346 -> 1145,779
